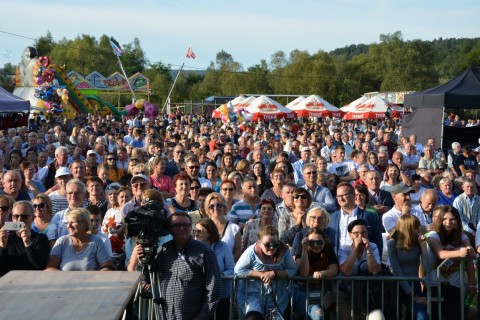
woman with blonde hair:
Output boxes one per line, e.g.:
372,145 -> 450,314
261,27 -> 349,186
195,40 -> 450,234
205,192 -> 241,260
387,215 -> 429,320
46,208 -> 113,271
236,159 -> 251,178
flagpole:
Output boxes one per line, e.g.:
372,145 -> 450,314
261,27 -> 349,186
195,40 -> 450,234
161,62 -> 184,113
115,55 -> 137,103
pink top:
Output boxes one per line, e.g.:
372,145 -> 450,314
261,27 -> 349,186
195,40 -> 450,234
150,175 -> 174,193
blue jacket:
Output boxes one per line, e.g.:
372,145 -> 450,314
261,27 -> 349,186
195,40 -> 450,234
328,208 -> 383,256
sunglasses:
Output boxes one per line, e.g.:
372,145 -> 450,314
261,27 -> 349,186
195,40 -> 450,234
190,186 -> 200,190
222,188 -> 234,192
33,203 -> 46,209
261,241 -> 280,249
12,214 -> 31,219
308,240 -> 324,247
170,223 -> 191,229
293,194 -> 307,199
208,203 -> 223,210
107,158 -> 116,161
188,165 -> 200,170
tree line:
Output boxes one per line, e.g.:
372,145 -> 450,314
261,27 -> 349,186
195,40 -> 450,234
1,31 -> 479,109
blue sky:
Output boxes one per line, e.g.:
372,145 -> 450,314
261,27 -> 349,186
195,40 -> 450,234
1,0 -> 479,71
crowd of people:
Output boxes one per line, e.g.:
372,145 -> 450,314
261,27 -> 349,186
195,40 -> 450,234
0,110 -> 480,319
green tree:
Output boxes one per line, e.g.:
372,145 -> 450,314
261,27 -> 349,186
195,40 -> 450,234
120,37 -> 147,75
34,31 -> 55,57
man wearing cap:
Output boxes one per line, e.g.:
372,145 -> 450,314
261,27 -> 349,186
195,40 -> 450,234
292,146 -> 311,185
49,167 -> 73,214
44,146 -> 69,190
411,189 -> 439,228
382,183 -> 414,233
120,174 -> 151,218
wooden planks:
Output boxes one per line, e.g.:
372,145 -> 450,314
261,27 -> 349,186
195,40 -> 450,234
0,271 -> 142,320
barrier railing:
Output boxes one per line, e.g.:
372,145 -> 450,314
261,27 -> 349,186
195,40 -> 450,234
220,274 -> 431,320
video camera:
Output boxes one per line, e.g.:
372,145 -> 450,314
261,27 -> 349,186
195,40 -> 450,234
125,200 -> 169,266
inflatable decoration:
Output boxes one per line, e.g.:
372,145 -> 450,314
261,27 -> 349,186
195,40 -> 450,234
32,55 -> 68,114
236,108 -> 253,123
135,99 -> 145,110
125,104 -> 139,116
144,102 -> 159,120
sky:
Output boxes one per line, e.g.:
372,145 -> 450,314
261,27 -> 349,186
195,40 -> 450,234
1,0 -> 479,72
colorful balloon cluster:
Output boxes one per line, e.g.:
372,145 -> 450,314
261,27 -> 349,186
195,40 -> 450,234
218,102 -> 253,123
125,99 -> 159,120
33,56 -> 68,113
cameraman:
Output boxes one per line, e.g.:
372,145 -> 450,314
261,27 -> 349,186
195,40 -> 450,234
129,212 -> 222,320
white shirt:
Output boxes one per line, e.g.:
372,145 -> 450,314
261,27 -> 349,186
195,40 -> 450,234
382,206 -> 403,233
339,207 -> 359,247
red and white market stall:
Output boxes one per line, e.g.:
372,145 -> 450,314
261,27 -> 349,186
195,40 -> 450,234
343,95 -> 402,120
288,95 -> 343,118
341,95 -> 368,113
245,95 -> 296,121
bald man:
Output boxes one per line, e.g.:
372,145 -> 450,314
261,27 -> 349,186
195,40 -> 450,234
411,189 -> 439,228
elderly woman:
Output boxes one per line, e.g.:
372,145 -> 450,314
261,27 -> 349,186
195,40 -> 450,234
194,218 -> 235,319
165,173 -> 198,213
45,208 -> 114,271
279,188 -> 312,247
242,199 -> 279,251
436,177 -> 459,206
20,161 -> 45,196
31,194 -> 56,246
205,192 -> 241,261
235,225 -> 297,320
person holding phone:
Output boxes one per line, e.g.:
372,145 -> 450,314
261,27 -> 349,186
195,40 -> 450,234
0,201 -> 50,276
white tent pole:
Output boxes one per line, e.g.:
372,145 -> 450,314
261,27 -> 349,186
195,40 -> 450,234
440,107 -> 445,149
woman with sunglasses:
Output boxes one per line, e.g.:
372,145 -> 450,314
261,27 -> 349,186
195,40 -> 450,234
219,179 -> 237,211
194,218 -> 235,319
205,192 -> 241,261
280,188 -> 312,247
235,225 -> 297,320
31,194 -> 56,247
104,153 -> 123,182
242,199 -> 279,252
293,227 -> 339,320
189,178 -> 201,202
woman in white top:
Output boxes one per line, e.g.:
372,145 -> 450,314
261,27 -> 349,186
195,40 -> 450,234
205,192 -> 241,261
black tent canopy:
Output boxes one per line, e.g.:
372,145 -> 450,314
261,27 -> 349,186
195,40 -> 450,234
402,66 -> 480,147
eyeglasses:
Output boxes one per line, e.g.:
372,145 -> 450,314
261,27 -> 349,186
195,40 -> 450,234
134,171 -> 145,175
170,223 -> 191,229
293,194 -> 307,199
304,171 -> 317,175
261,241 -> 280,249
222,188 -> 234,192
132,182 -> 148,188
188,165 -> 200,170
190,186 -> 200,190
309,216 -> 326,222
33,203 -> 46,209
0,206 -> 11,211
107,158 -> 116,161
175,151 -> 185,154
308,240 -> 324,247
208,203 -> 223,210
67,191 -> 84,197
336,193 -> 353,199
12,214 -> 31,219
351,231 -> 367,236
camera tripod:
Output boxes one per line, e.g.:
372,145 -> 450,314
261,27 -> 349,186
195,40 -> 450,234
128,264 -> 166,320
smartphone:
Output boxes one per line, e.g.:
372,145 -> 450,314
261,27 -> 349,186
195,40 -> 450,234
5,222 -> 25,231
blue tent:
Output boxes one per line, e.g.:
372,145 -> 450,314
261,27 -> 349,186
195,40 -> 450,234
0,86 -> 30,113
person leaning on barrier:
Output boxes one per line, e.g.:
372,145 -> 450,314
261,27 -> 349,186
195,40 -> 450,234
425,205 -> 476,320
0,201 -> 50,277
235,225 -> 297,320
337,219 -> 382,320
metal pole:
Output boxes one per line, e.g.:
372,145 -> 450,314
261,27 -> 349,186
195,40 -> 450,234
440,107 -> 445,149
115,55 -> 137,102
161,62 -> 185,113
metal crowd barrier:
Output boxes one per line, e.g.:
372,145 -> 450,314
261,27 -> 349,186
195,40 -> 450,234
220,274 -> 430,320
